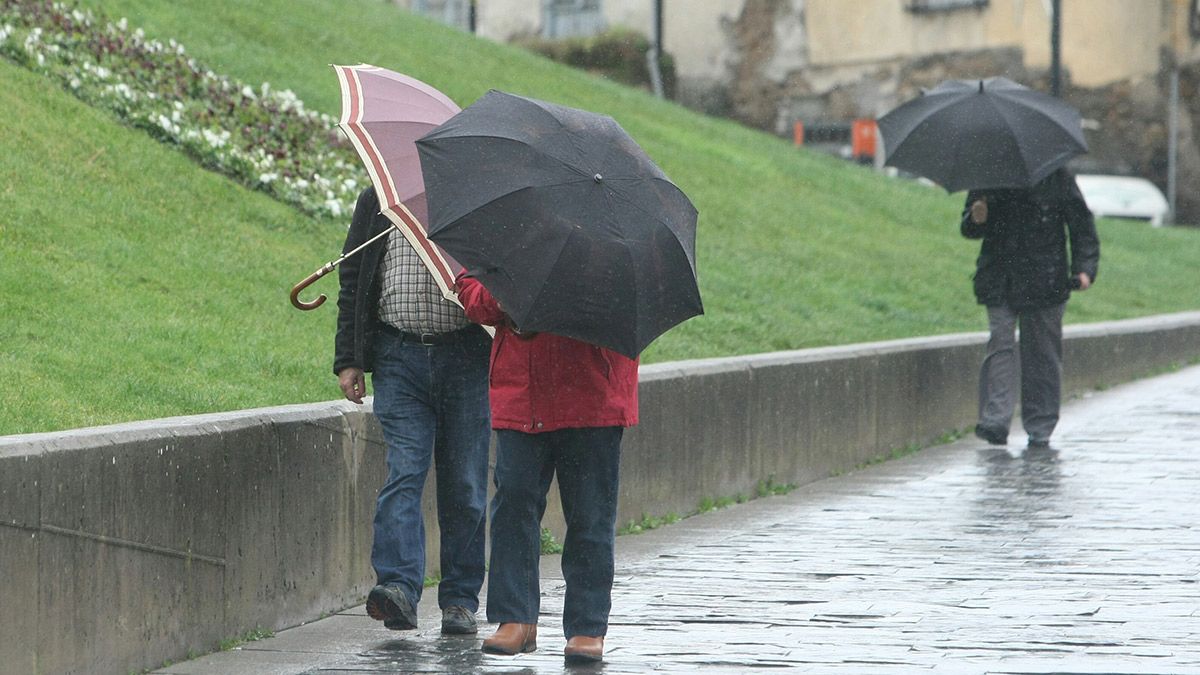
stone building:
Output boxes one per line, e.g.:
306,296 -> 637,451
398,0 -> 1200,223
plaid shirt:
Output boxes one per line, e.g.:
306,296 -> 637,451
377,231 -> 470,334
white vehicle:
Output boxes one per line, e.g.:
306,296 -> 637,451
1074,174 -> 1171,226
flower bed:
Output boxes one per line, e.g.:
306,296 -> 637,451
0,0 -> 362,219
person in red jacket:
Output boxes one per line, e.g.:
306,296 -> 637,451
456,272 -> 638,664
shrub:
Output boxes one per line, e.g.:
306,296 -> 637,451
519,27 -> 675,97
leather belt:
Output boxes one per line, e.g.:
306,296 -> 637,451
379,323 -> 478,346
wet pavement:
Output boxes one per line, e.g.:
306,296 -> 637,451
160,365 -> 1200,674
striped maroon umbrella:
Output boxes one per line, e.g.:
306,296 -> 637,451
290,64 -> 462,310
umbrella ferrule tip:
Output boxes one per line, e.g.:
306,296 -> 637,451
594,173 -> 603,183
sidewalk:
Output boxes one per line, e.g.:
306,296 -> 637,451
159,365 -> 1200,674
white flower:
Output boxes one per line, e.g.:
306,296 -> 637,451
117,17 -> 128,31
69,77 -> 81,89
202,129 -> 229,148
276,89 -> 300,111
258,172 -> 278,184
324,199 -> 343,217
240,85 -> 256,100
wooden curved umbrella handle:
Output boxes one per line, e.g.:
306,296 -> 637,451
290,263 -> 335,311
289,228 -> 393,311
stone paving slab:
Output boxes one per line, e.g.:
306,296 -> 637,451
158,364 -> 1200,674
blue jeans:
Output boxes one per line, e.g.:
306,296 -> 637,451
370,327 -> 491,612
487,427 -> 623,639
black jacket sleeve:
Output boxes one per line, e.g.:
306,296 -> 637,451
332,188 -> 380,375
1063,175 -> 1100,282
960,190 -> 987,239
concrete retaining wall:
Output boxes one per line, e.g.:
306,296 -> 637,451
3,311 -> 1199,674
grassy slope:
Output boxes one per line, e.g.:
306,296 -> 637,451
0,60 -> 344,433
3,0 -> 1199,434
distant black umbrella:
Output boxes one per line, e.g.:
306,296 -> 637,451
416,90 -> 702,358
877,77 -> 1088,192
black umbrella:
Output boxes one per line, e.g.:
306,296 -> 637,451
415,90 -> 702,358
877,77 -> 1088,192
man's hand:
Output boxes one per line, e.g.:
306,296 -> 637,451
338,367 -> 366,404
1076,272 -> 1092,291
970,199 -> 988,224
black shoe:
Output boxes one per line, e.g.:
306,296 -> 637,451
1027,438 -> 1051,449
974,424 -> 1007,446
441,606 -> 478,635
367,585 -> 417,631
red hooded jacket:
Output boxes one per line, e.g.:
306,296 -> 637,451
456,274 -> 639,433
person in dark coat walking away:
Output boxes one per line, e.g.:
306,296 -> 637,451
456,272 -> 639,664
962,167 -> 1100,448
334,186 -> 492,635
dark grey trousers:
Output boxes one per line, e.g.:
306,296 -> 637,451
978,303 -> 1066,443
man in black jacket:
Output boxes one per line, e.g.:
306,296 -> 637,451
961,167 -> 1100,448
334,186 -> 491,635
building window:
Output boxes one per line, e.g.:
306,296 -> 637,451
543,0 -> 606,39
412,0 -> 471,31
906,0 -> 988,13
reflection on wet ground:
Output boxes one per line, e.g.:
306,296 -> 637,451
179,368 -> 1200,674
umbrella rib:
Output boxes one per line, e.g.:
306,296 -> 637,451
603,179 -> 699,296
606,177 -> 696,244
881,91 -> 974,156
433,184 -> 539,235
994,90 -> 1086,143
499,94 -> 595,179
620,238 -> 640,351
526,98 -> 601,179
446,131 -> 593,180
986,95 -> 1085,181
428,168 -> 621,237
521,224 -> 582,329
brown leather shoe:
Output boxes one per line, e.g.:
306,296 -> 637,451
481,623 -> 537,655
564,635 -> 604,663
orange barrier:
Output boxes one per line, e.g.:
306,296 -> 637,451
852,119 -> 877,159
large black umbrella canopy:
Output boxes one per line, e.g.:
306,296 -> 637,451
416,90 -> 702,358
877,77 -> 1088,192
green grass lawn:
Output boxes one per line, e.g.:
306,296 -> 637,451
4,0 -> 1200,435
0,60 -> 344,434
